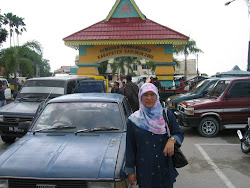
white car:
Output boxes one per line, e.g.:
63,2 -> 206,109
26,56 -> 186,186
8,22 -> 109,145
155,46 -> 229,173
0,78 -> 12,100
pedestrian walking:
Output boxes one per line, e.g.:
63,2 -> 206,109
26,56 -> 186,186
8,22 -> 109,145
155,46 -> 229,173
124,75 -> 139,112
124,83 -> 184,188
0,81 -> 7,107
111,81 -> 123,95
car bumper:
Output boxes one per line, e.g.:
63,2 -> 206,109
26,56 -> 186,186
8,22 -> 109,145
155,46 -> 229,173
175,111 -> 201,127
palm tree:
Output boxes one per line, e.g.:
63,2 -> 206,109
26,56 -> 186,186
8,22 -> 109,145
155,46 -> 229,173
0,13 -> 8,45
174,39 -> 203,79
3,13 -> 15,47
14,16 -> 26,46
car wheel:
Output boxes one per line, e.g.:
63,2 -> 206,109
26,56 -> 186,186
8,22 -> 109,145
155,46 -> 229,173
198,117 -> 220,137
1,135 -> 16,143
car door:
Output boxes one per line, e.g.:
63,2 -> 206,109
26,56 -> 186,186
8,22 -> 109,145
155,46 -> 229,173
221,80 -> 250,124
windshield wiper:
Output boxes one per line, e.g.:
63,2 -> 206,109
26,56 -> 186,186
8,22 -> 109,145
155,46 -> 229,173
75,127 -> 119,134
33,125 -> 76,134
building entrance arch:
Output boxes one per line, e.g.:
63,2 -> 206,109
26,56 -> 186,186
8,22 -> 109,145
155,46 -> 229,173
64,0 -> 189,86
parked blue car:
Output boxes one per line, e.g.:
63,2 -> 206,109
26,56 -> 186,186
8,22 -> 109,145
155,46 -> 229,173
0,93 -> 132,188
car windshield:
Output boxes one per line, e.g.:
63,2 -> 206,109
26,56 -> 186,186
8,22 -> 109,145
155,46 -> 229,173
32,102 -> 123,132
17,80 -> 66,99
190,80 -> 209,94
207,80 -> 230,97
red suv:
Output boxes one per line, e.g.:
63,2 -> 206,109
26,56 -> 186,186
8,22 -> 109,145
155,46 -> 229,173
176,77 -> 250,137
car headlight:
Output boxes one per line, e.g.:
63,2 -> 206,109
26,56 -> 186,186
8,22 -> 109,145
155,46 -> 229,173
0,115 -> 3,122
87,182 -> 114,188
0,179 -> 8,188
184,107 -> 194,115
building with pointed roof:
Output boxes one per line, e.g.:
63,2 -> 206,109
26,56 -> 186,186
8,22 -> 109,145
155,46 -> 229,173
63,0 -> 189,88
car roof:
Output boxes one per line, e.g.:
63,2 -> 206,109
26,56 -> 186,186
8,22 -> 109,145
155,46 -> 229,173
0,78 -> 7,80
218,77 -> 250,81
48,93 -> 125,103
27,76 -> 93,81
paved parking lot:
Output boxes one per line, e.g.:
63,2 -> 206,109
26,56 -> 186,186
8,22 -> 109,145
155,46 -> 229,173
175,127 -> 250,188
0,127 -> 249,188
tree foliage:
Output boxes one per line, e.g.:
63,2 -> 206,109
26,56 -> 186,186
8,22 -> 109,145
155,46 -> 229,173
98,60 -> 108,75
174,39 -> 203,78
2,12 -> 26,47
0,40 -> 52,92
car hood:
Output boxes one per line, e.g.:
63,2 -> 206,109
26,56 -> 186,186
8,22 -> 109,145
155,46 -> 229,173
0,133 -> 124,179
181,97 -> 218,107
0,101 -> 41,116
169,92 -> 196,101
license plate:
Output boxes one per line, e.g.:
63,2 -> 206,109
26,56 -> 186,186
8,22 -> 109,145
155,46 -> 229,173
9,127 -> 24,132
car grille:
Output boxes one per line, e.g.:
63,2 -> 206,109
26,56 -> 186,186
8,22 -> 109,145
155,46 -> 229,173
3,116 -> 33,124
8,179 -> 87,188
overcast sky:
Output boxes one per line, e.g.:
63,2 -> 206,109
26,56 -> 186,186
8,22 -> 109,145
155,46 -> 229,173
1,0 -> 249,76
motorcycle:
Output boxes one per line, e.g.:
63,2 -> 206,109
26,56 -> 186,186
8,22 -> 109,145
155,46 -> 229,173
237,118 -> 250,154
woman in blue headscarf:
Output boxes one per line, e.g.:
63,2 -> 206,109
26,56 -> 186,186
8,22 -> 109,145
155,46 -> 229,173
124,83 -> 184,188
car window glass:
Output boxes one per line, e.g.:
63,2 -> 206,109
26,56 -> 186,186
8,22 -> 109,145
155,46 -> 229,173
32,102 -> 123,132
191,80 -> 209,94
18,80 -> 66,98
67,80 -> 76,94
228,81 -> 250,98
207,80 -> 230,97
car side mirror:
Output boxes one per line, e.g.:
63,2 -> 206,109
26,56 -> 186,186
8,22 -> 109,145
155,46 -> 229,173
18,122 -> 31,131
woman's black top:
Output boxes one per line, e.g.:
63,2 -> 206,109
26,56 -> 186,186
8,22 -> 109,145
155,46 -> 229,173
125,109 -> 184,188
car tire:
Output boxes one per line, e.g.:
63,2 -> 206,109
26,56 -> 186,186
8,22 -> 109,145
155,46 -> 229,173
1,135 -> 16,143
198,117 -> 220,137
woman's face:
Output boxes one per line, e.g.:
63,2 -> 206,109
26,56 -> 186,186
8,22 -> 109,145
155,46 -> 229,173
141,91 -> 157,109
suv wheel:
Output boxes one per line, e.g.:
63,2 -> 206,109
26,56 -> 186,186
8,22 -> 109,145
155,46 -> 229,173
1,135 -> 16,143
198,117 -> 220,137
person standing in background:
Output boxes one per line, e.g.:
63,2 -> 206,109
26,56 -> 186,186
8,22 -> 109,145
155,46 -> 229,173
111,81 -> 123,95
138,77 -> 147,89
0,81 -> 7,107
124,75 -> 139,112
121,81 -> 126,95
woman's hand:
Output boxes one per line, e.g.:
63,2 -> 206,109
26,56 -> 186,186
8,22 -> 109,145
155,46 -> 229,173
128,174 -> 137,185
163,139 -> 175,156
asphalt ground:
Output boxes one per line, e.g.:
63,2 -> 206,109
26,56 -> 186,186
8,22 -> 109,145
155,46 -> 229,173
0,127 -> 249,188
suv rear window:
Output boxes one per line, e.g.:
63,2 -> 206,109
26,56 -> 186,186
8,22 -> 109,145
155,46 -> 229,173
17,80 -> 66,99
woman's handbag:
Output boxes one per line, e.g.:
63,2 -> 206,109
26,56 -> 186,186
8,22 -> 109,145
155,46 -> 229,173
163,109 -> 188,168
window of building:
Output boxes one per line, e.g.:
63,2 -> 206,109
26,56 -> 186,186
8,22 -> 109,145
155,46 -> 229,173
142,64 -> 148,69
133,64 -> 137,71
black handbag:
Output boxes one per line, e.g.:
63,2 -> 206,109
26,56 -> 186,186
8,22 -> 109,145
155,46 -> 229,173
163,109 -> 188,168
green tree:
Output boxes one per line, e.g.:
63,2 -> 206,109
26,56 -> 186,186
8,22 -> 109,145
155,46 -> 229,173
110,56 -> 140,79
0,40 -> 51,92
14,16 -> 26,46
145,60 -> 156,74
3,12 -> 26,47
174,39 -> 203,78
3,13 -> 15,46
0,13 -> 8,45
98,60 -> 108,75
